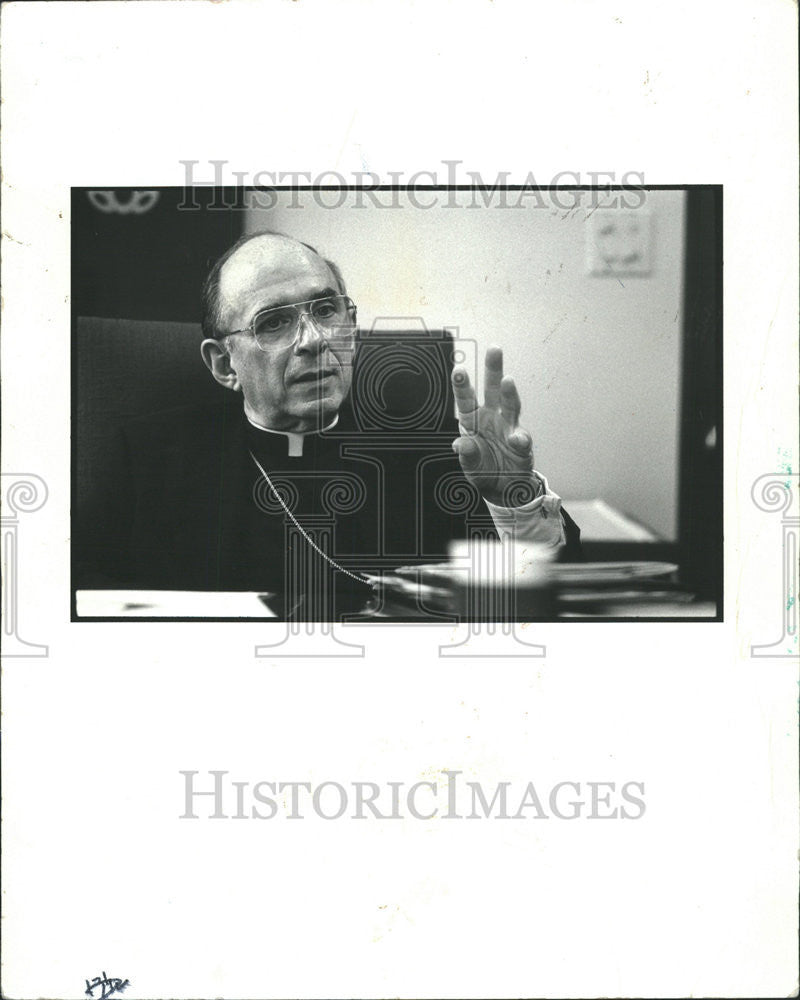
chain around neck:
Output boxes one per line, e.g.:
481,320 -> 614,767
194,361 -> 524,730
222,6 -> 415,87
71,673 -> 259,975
249,451 -> 372,586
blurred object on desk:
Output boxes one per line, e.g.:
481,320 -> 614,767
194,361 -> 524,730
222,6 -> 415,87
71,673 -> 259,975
393,549 -> 715,620
560,598 -> 717,618
547,558 -> 715,618
449,540 -> 556,622
362,574 -> 454,618
392,541 -> 557,621
552,560 -> 677,585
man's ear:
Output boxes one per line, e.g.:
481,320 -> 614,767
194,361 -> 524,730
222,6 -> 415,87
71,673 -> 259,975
201,339 -> 241,392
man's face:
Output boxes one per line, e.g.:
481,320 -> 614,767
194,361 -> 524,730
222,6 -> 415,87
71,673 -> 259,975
214,235 -> 355,431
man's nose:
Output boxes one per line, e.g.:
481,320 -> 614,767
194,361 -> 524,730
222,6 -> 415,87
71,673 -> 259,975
293,312 -> 327,355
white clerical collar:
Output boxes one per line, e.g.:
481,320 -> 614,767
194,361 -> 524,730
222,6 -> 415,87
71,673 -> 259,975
245,413 -> 339,457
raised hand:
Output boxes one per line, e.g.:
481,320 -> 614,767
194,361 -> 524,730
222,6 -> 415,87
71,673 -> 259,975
451,346 -> 540,507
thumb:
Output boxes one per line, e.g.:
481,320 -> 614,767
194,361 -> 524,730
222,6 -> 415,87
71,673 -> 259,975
507,429 -> 532,455
452,435 -> 481,471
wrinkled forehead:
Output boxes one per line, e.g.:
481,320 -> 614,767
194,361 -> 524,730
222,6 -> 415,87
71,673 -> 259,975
218,235 -> 336,321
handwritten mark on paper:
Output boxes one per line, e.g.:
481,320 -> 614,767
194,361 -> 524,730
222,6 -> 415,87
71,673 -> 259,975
85,972 -> 130,999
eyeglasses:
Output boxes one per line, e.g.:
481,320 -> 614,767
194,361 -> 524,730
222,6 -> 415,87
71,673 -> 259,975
223,295 -> 357,351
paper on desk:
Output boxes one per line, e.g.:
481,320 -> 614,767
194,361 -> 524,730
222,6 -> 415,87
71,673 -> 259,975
76,590 -> 276,618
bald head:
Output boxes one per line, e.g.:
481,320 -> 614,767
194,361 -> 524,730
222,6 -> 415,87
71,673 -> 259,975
201,230 -> 345,341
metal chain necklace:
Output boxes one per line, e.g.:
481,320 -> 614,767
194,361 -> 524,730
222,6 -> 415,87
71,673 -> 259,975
249,451 -> 372,586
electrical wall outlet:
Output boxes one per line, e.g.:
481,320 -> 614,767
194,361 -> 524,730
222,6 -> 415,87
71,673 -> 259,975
587,210 -> 652,276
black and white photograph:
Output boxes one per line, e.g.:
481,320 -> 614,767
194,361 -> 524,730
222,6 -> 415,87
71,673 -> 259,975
72,185 -> 721,622
2,2 -> 797,998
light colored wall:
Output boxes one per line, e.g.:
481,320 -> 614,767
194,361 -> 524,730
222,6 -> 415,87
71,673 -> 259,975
246,189 -> 685,539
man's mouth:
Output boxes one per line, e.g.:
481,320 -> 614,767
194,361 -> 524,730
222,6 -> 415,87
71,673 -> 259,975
293,370 -> 337,384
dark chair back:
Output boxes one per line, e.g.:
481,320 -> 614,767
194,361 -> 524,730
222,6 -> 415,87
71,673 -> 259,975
75,316 -> 225,512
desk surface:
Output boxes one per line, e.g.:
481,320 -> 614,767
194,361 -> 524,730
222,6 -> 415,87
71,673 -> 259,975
76,588 -> 716,620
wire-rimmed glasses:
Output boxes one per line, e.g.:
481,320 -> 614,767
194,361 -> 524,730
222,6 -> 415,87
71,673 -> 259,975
223,295 -> 357,351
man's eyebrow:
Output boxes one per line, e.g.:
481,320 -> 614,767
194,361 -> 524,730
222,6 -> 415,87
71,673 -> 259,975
262,287 -> 341,310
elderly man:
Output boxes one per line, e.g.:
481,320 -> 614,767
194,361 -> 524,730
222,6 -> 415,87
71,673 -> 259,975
79,230 -> 579,618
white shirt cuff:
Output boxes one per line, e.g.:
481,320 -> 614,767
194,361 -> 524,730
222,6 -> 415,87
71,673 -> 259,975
483,472 -> 566,548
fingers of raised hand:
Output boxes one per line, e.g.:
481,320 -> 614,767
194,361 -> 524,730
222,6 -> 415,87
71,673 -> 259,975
483,345 -> 504,409
500,375 -> 521,427
452,366 -> 479,432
